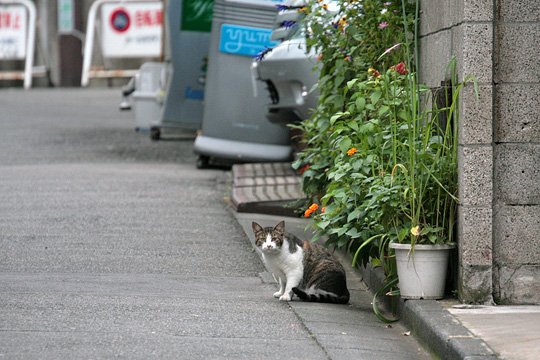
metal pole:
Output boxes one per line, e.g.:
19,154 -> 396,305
81,0 -> 106,86
160,0 -> 166,62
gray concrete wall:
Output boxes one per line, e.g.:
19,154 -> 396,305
492,0 -> 540,304
419,0 -> 539,305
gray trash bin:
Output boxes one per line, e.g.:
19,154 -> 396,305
154,0 -> 213,140
193,0 -> 293,167
132,62 -> 168,134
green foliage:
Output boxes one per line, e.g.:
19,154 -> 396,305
293,0 -> 476,298
292,0 -> 415,202
294,0 -> 416,256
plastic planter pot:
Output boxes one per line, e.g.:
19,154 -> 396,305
389,243 -> 455,300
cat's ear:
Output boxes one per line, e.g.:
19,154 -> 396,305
252,222 -> 263,234
274,221 -> 285,234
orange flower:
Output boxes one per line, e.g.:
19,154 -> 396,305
347,147 -> 357,156
321,207 -> 326,213
303,203 -> 319,218
298,164 -> 310,174
338,17 -> 348,29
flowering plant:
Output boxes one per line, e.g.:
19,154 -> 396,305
293,0 -> 477,318
292,0 -> 413,211
293,0 -> 415,250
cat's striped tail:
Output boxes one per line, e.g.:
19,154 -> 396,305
292,287 -> 350,304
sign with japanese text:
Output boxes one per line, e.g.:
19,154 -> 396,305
100,2 -> 163,58
0,4 -> 27,60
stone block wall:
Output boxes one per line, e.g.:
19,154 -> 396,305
420,0 -> 539,304
492,1 -> 540,304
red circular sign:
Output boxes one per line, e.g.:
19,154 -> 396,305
110,8 -> 130,33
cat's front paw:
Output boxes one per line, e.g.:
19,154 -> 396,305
279,293 -> 291,301
273,291 -> 283,298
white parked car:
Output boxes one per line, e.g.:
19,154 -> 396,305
251,3 -> 319,125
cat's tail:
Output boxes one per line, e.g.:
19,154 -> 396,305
292,287 -> 350,304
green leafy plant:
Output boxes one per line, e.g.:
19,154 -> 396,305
292,0 -> 477,320
292,0 -> 415,205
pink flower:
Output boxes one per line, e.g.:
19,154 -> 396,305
378,21 -> 388,29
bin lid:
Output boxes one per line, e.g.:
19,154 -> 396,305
219,0 -> 284,10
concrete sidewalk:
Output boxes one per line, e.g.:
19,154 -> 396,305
445,304 -> 540,360
0,88 -> 428,359
230,162 -> 540,360
234,212 -> 429,359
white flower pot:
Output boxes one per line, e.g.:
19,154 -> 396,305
390,243 -> 455,300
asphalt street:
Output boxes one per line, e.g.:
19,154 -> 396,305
0,88 -> 429,359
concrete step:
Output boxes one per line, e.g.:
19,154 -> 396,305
231,162 -> 305,217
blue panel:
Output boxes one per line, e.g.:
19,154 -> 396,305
219,24 -> 279,57
184,86 -> 205,100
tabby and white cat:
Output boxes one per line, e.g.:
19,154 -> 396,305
252,220 -> 350,304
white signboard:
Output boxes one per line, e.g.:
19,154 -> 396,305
0,5 -> 27,60
100,2 -> 163,58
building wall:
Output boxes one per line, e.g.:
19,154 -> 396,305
492,0 -> 540,304
419,0 -> 540,304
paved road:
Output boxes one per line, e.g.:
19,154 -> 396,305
0,88 -> 429,359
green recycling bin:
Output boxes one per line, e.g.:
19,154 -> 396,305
156,0 -> 214,139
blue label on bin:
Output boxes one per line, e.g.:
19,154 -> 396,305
219,24 -> 279,57
184,86 -> 204,100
